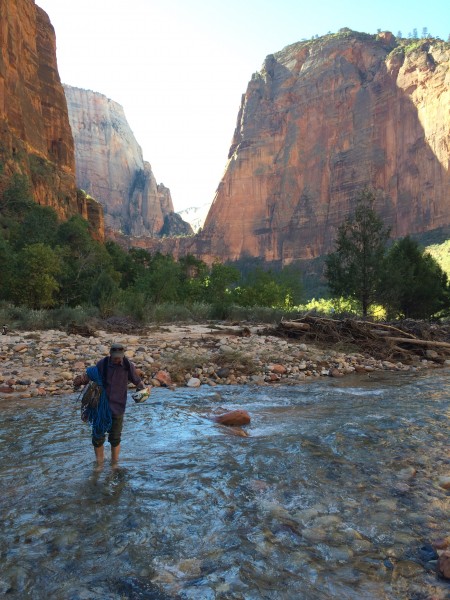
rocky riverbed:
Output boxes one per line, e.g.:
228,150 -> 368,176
0,323 -> 447,400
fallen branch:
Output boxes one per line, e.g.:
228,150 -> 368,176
279,321 -> 311,331
363,322 -> 417,339
383,337 -> 450,350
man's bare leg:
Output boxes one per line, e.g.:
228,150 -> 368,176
94,445 -> 104,465
111,444 -> 120,464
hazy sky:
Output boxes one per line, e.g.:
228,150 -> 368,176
36,0 -> 449,212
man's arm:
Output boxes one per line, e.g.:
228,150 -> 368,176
128,361 -> 145,389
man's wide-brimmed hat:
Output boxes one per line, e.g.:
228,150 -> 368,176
110,342 -> 126,358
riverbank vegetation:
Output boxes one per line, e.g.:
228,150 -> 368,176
1,175 -> 450,330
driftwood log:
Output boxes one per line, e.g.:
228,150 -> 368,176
275,317 -> 450,362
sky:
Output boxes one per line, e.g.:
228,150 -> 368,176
36,0 -> 449,213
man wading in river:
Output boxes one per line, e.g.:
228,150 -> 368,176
73,343 -> 148,465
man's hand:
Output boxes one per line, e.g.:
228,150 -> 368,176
73,375 -> 84,388
132,387 -> 151,403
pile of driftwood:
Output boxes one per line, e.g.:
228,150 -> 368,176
275,316 -> 450,363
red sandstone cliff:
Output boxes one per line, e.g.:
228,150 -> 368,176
64,85 -> 191,237
198,30 -> 450,264
0,0 -> 103,237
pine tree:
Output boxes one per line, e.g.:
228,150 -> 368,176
380,237 -> 449,319
325,189 -> 390,317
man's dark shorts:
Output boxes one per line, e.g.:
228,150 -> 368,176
92,415 -> 124,447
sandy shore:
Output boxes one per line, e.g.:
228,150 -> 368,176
0,322 -> 445,399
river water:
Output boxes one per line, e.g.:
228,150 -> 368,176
1,371 -> 450,599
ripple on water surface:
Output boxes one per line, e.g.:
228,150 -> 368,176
1,371 -> 450,599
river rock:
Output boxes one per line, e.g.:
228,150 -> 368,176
437,551 -> 450,579
187,377 -> 201,388
216,367 -> 230,379
267,373 -> 280,382
13,343 -> 27,352
392,560 -> 425,579
329,368 -> 344,377
438,477 -> 450,490
219,344 -> 234,353
213,410 -> 251,426
432,538 -> 450,550
271,364 -> 287,374
154,370 -> 172,387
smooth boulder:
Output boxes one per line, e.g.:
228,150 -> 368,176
213,410 -> 251,427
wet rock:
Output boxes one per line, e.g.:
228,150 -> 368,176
392,560 -> 425,579
432,538 -> 450,550
154,370 -> 172,387
418,543 -> 438,563
437,551 -> 450,579
216,367 -> 230,379
0,386 -> 14,393
438,476 -> 450,490
267,373 -> 281,382
397,467 -> 417,480
186,377 -> 201,388
352,539 -> 372,552
112,576 -> 176,599
301,526 -> 328,543
329,368 -> 344,377
213,410 -> 251,426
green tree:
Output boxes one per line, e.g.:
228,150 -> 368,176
0,173 -> 33,216
178,254 -> 208,303
134,253 -> 182,304
11,204 -> 59,249
381,236 -> 449,319
200,262 -> 240,317
13,243 -> 61,309
90,271 -> 121,317
275,263 -> 304,307
233,268 -> 280,307
56,216 -> 114,305
325,189 -> 390,317
0,233 -> 14,301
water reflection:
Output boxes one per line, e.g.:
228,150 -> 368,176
0,372 -> 449,598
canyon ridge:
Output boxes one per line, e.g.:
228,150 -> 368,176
0,0 -> 103,237
136,30 -> 450,265
1,2 -> 450,267
64,85 -> 192,238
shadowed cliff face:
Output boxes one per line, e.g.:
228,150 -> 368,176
197,32 -> 450,263
0,0 -> 103,238
64,85 -> 182,237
